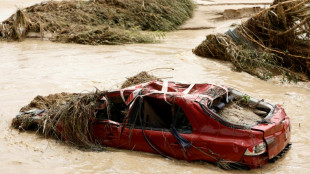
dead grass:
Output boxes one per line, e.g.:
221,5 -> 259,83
193,0 -> 310,82
218,102 -> 263,126
12,91 -> 107,150
11,71 -> 161,149
121,71 -> 162,88
19,92 -> 76,112
0,0 -> 195,45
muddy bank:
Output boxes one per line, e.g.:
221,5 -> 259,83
179,4 -> 267,30
195,0 -> 272,6
0,0 -> 194,45
221,7 -> 263,19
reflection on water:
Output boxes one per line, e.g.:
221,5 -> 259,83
1,0 -> 310,174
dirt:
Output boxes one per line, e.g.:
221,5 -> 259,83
218,103 -> 263,126
179,4 -> 266,30
222,7 -> 263,19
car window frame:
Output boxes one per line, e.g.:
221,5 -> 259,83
126,96 -> 193,134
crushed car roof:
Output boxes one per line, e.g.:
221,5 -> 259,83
109,81 -> 229,104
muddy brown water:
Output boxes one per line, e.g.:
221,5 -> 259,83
1,0 -> 310,173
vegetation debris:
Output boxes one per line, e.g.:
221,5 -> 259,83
121,71 -> 162,88
193,0 -> 310,82
0,0 -> 195,45
11,71 -> 160,149
12,91 -> 107,150
218,102 -> 263,126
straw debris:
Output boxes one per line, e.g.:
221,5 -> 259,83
121,71 -> 162,88
12,91 -> 107,150
193,0 -> 310,82
20,92 -> 76,112
218,102 -> 263,126
0,0 -> 194,45
11,72 -> 161,149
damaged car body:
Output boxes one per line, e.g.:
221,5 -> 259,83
92,81 -> 291,168
14,81 -> 291,169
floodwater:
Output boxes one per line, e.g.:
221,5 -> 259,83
1,0 -> 310,173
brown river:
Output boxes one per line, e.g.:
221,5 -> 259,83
1,0 -> 310,173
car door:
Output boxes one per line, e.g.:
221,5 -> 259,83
119,95 -> 199,160
92,119 -> 121,148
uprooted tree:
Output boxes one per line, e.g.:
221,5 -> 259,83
193,0 -> 310,82
0,0 -> 194,45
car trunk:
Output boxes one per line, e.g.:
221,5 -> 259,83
207,89 -> 291,159
225,90 -> 291,159
252,105 -> 291,159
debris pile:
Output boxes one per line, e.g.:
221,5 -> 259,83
12,91 -> 107,149
11,72 -> 160,149
121,71 -> 162,88
0,0 -> 194,45
218,102 -> 263,126
193,0 -> 310,82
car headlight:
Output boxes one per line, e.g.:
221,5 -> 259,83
244,142 -> 267,156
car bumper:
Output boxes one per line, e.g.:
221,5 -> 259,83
240,143 -> 292,168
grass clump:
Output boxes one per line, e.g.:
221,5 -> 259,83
12,91 -> 107,150
0,0 -> 194,45
121,71 -> 162,88
193,0 -> 310,82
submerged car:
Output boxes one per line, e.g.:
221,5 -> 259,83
92,81 -> 291,168
14,81 -> 291,169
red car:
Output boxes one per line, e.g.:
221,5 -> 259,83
92,81 -> 291,169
